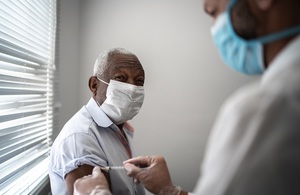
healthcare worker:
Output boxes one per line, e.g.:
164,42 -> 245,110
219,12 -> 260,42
74,0 -> 300,194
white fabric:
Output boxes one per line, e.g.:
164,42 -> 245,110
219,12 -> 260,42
100,79 -> 144,125
48,98 -> 145,195
193,35 -> 300,195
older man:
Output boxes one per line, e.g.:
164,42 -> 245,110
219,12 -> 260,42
48,48 -> 146,195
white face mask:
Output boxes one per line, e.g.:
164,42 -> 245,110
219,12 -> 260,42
97,78 -> 145,125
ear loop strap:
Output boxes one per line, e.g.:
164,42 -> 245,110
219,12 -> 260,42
227,0 -> 300,44
97,77 -> 109,85
95,77 -> 109,107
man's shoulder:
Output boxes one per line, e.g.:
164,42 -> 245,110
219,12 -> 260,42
221,81 -> 261,113
221,72 -> 300,124
53,106 -> 95,145
65,106 -> 93,129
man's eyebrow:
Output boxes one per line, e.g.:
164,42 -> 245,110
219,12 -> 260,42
111,64 -> 144,71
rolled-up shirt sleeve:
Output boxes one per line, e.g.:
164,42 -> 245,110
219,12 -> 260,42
53,132 -> 107,179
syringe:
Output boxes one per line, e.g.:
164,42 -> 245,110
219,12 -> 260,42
100,166 -> 125,172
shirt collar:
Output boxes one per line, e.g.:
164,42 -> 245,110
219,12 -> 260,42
85,98 -> 113,128
262,35 -> 300,84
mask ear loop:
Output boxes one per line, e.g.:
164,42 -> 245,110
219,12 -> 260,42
97,77 -> 109,85
95,77 -> 109,107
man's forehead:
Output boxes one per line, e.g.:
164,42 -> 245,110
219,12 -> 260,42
108,54 -> 143,71
111,64 -> 144,72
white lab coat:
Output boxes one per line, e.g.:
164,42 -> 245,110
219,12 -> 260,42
191,35 -> 300,195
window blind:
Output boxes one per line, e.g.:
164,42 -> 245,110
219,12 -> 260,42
0,0 -> 57,194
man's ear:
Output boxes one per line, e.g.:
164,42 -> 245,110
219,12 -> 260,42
88,76 -> 98,96
254,0 -> 274,11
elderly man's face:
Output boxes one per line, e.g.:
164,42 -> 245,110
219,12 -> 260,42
96,54 -> 145,105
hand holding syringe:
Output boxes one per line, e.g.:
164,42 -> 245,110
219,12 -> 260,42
123,156 -> 183,194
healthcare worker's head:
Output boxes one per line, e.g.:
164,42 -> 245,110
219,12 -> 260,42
204,0 -> 300,75
88,48 -> 145,125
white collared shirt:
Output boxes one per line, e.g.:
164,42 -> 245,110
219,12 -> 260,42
48,98 -> 145,195
192,35 -> 300,195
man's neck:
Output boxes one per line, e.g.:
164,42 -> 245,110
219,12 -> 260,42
264,35 -> 298,67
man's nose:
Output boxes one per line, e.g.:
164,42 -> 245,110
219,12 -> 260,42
204,1 -> 218,19
126,78 -> 136,86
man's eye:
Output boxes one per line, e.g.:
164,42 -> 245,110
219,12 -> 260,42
136,79 -> 144,86
114,75 -> 125,81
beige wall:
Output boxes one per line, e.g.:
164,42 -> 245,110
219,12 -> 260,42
57,0 -> 255,193
56,0 -> 81,137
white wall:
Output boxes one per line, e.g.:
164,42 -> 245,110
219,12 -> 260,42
57,0 -> 255,193
56,0 -> 81,133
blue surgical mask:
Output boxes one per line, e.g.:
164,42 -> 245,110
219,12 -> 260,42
211,0 -> 300,75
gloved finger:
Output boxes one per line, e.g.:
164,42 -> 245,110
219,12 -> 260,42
123,163 -> 142,177
92,166 -> 102,175
123,155 -> 152,167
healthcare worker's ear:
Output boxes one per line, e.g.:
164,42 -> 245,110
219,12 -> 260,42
254,0 -> 273,11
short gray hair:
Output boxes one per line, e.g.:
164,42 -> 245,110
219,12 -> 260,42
93,48 -> 136,77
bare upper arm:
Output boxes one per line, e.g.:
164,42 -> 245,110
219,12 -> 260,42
65,164 -> 110,195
